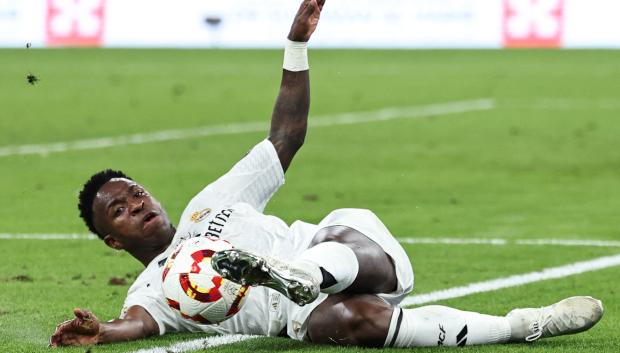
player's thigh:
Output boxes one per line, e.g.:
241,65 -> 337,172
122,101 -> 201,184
306,293 -> 393,347
313,208 -> 414,302
312,225 -> 397,293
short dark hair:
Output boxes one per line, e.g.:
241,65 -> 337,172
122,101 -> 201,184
78,169 -> 132,239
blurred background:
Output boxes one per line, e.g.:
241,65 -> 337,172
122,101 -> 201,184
2,0 -> 619,49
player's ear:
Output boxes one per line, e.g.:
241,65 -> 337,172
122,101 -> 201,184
103,234 -> 124,250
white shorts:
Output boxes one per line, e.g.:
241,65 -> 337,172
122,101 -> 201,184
284,208 -> 415,340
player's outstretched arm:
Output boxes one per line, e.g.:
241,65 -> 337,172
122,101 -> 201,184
50,307 -> 159,347
268,0 -> 325,172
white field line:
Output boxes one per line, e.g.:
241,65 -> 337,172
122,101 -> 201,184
515,239 -> 620,247
402,252 -> 620,307
129,334 -> 258,353
502,98 -> 620,111
0,98 -> 494,158
3,234 -> 620,248
398,237 -> 620,248
0,233 -> 98,240
399,237 -> 508,245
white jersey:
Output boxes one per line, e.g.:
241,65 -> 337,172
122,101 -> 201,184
121,139 -> 319,336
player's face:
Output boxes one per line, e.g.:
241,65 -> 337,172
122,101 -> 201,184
92,178 -> 173,250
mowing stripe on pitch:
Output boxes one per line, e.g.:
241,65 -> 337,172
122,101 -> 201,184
0,99 -> 494,157
129,334 -> 258,353
402,252 -> 620,306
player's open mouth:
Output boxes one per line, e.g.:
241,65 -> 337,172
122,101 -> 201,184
142,212 -> 159,229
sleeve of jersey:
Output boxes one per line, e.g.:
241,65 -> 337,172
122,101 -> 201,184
121,289 -> 180,335
187,139 -> 285,212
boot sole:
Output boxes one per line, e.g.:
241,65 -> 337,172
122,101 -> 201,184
212,249 -> 317,306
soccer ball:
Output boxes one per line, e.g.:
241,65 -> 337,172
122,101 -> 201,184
161,237 -> 250,324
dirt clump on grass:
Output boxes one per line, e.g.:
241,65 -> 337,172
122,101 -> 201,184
12,275 -> 33,282
108,277 -> 127,286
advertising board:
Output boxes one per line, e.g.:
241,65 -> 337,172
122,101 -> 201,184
0,0 -> 617,48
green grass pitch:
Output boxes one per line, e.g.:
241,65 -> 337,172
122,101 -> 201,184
1,49 -> 619,352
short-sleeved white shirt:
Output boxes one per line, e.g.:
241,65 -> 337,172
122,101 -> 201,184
120,139 -> 318,336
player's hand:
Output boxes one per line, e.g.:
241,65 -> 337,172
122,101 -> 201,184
288,0 -> 326,42
49,308 -> 101,347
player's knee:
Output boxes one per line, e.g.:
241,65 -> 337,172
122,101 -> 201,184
306,294 -> 392,347
311,225 -> 398,294
311,225 -> 350,244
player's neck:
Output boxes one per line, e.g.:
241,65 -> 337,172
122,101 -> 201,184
132,226 -> 176,267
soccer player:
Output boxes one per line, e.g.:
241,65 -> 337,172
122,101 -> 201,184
50,0 -> 603,348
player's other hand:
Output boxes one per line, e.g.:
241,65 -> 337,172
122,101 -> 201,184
288,0 -> 326,42
49,308 -> 101,347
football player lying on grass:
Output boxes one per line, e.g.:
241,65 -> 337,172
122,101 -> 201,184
50,0 -> 603,348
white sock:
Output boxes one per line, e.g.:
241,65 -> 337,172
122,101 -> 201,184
385,306 -> 511,347
295,242 -> 359,294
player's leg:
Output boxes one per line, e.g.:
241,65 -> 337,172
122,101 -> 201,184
303,208 -> 412,299
306,294 -> 511,347
300,224 -> 398,295
305,294 -> 393,347
212,208 -> 412,305
305,295 -> 604,347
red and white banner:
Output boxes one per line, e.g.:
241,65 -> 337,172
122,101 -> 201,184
46,0 -> 105,46
503,0 -> 564,48
1,0 -> 619,48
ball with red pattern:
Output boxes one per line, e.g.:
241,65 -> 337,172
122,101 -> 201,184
161,237 -> 250,324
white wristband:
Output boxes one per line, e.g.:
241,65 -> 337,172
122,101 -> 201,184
283,39 -> 309,72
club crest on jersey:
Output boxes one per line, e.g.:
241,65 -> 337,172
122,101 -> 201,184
190,208 -> 212,223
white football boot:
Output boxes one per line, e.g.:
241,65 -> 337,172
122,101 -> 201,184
506,296 -> 604,342
211,249 -> 321,306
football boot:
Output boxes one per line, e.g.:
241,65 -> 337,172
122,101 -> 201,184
506,296 -> 603,342
212,249 -> 320,306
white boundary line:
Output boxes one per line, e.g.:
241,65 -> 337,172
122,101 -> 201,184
0,99 -> 494,158
401,253 -> 620,306
4,233 -> 619,248
129,334 -> 258,353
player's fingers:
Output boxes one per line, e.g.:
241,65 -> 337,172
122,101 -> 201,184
49,331 -> 74,347
75,308 -> 97,328
73,307 -> 89,320
65,331 -> 90,346
296,0 -> 310,15
49,333 -> 61,347
62,332 -> 96,347
54,319 -> 72,329
317,0 -> 326,11
60,332 -> 78,346
304,0 -> 317,15
66,314 -> 88,329
52,319 -> 73,336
